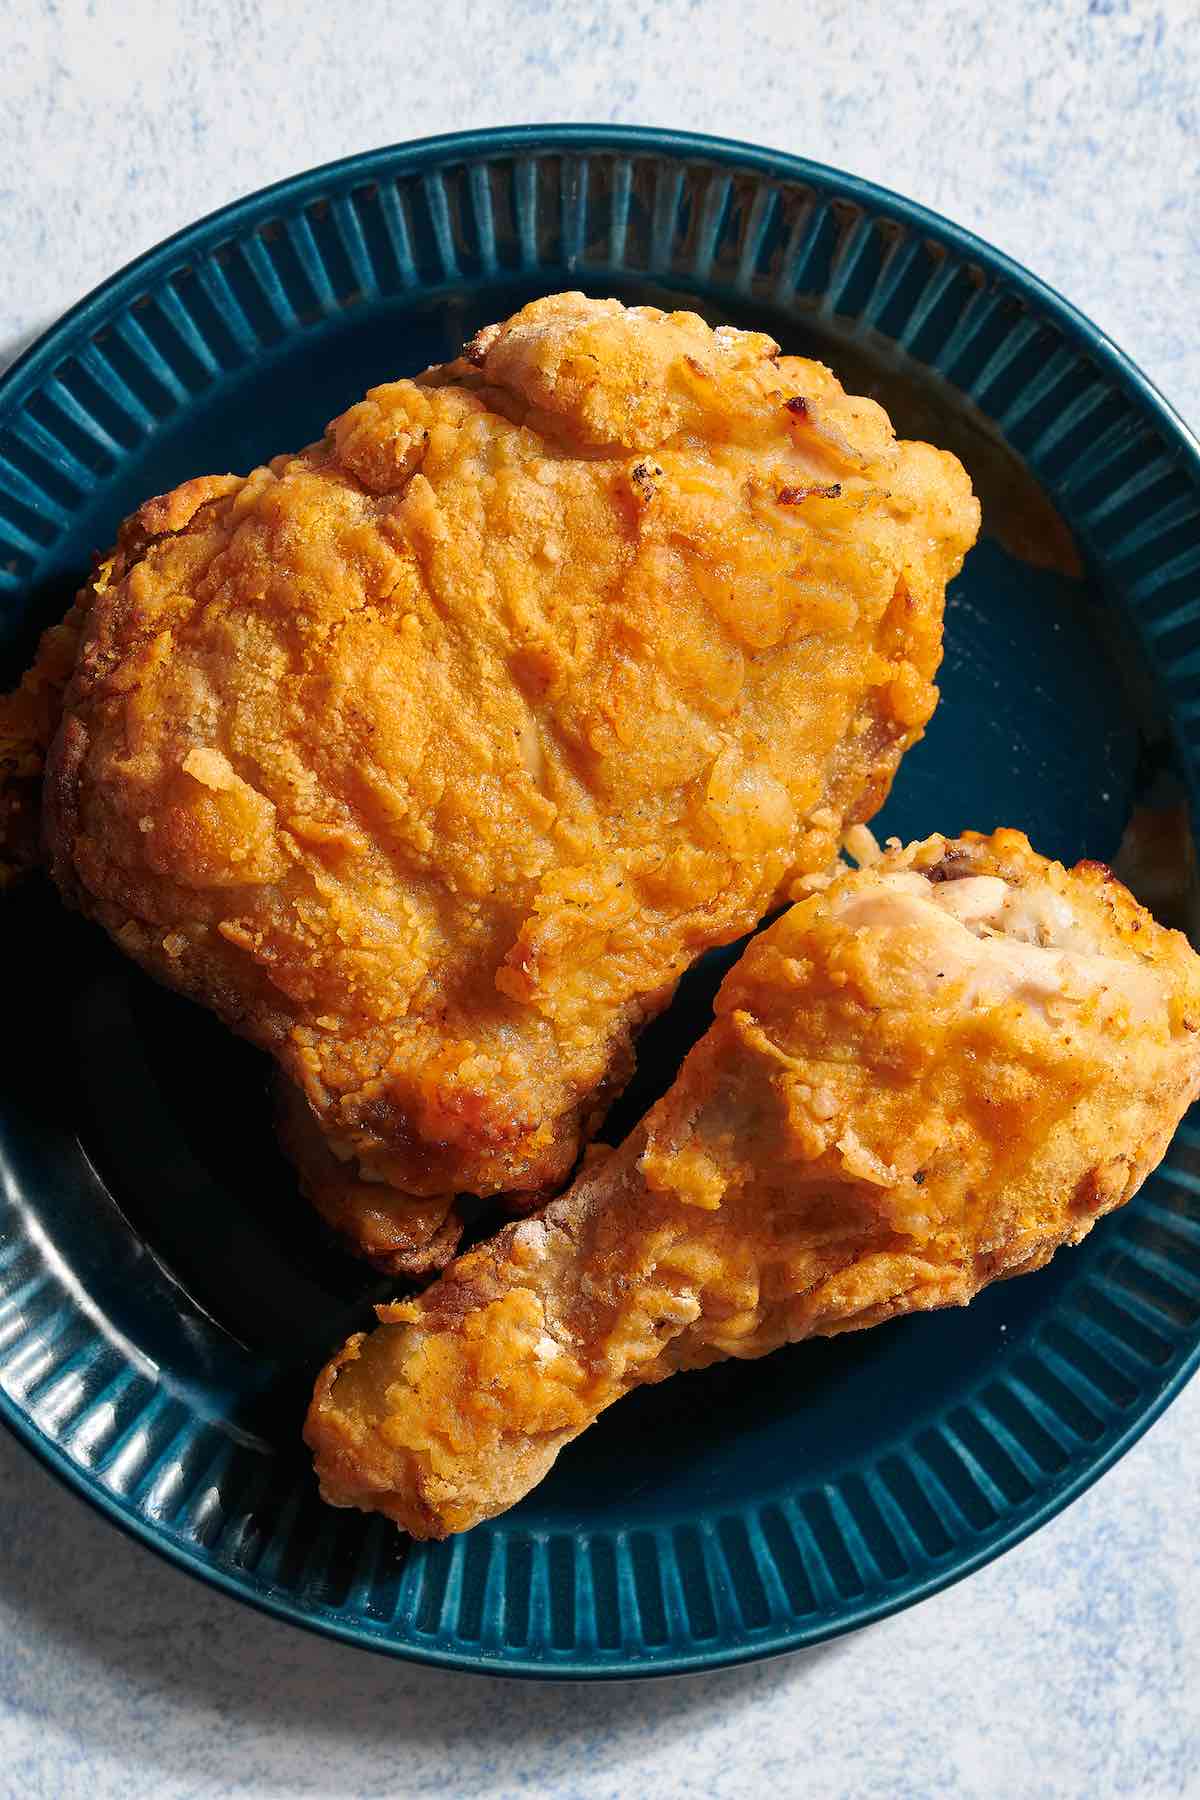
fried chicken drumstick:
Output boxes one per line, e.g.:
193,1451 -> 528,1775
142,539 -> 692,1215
306,831 -> 1200,1537
0,294 -> 978,1273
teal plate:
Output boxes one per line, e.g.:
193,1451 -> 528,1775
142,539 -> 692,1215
3,126 -> 1200,1678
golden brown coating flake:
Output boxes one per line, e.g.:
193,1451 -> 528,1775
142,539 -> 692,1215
2,294 -> 978,1270
305,831 -> 1200,1536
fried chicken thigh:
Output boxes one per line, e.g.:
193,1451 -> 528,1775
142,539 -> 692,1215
1,294 -> 978,1272
306,831 -> 1200,1536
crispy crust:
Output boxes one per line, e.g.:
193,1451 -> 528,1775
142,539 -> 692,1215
273,1074 -> 463,1278
305,831 -> 1200,1536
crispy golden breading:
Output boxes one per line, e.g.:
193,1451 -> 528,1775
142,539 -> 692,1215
0,602 -> 86,884
305,830 -> 1200,1536
1,294 -> 978,1271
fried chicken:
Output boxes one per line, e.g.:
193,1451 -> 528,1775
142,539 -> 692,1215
1,294 -> 978,1272
305,831 -> 1200,1536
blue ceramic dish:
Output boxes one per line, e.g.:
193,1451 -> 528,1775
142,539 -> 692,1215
2,126 -> 1200,1678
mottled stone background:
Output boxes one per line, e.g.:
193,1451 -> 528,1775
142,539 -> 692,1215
2,2 -> 1198,1795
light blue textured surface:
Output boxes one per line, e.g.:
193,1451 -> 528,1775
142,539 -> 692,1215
2,2 -> 1198,1794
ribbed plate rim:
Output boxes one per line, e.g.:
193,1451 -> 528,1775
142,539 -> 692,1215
4,124 -> 1198,477
5,1308 -> 1198,1680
